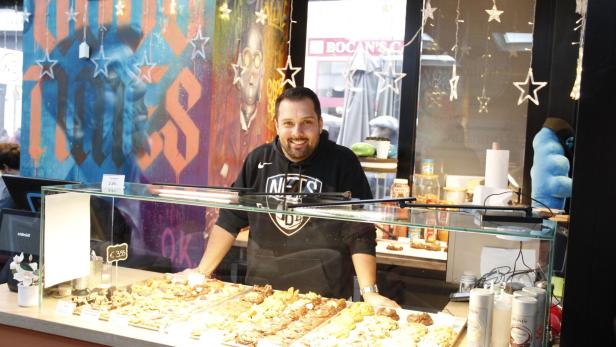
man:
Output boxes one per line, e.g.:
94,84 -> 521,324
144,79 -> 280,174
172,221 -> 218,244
195,87 -> 398,307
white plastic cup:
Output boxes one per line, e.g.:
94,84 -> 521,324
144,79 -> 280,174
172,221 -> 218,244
375,140 -> 390,159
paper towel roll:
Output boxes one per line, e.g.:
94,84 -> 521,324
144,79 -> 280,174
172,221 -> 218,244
485,149 -> 509,189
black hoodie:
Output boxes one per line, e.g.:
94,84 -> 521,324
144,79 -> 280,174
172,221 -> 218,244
216,131 -> 376,298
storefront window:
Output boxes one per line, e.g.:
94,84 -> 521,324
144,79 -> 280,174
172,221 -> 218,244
415,0 -> 535,188
304,0 -> 408,153
0,8 -> 24,143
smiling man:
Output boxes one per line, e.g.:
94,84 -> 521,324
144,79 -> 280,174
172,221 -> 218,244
193,87 -> 398,307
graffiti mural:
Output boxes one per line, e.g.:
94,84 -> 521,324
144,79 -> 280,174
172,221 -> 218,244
20,0 -> 289,270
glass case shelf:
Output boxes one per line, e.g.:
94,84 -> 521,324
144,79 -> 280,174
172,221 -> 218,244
42,183 -> 556,240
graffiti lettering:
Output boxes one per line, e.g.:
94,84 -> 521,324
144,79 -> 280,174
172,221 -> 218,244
162,68 -> 201,181
160,227 -> 195,269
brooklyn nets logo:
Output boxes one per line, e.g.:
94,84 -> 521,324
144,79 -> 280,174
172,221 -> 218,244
265,173 -> 323,236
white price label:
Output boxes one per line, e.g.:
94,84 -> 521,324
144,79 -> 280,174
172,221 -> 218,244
80,307 -> 101,322
109,312 -> 129,326
55,300 -> 76,316
101,174 -> 125,194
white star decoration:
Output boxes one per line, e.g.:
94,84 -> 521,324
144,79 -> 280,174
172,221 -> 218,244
36,50 -> 58,80
277,55 -> 302,88
22,7 -> 31,23
459,44 -> 471,57
115,0 -> 125,17
477,89 -> 490,113
449,65 -> 460,101
91,45 -> 111,79
231,60 -> 245,86
133,55 -> 157,83
422,1 -> 437,24
485,4 -> 504,23
255,8 -> 267,25
189,25 -> 210,60
65,6 -> 79,22
375,61 -> 406,95
513,68 -> 547,106
219,2 -> 232,20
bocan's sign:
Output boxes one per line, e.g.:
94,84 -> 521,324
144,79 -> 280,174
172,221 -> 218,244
307,38 -> 404,57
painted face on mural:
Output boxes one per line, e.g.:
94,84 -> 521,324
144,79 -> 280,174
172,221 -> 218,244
275,98 -> 323,162
239,25 -> 264,125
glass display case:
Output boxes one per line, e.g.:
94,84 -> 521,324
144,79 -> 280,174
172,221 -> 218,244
32,182 -> 556,346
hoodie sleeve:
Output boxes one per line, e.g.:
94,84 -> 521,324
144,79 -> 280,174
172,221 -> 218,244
215,154 -> 254,236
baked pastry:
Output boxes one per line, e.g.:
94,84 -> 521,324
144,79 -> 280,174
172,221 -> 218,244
376,307 -> 400,321
407,312 -> 434,326
386,243 -> 404,251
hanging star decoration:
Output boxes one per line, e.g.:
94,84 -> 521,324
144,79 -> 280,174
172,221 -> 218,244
428,85 -> 446,109
189,25 -> 210,60
115,0 -> 125,17
375,60 -> 406,95
508,49 -> 519,58
277,55 -> 302,88
22,7 -> 31,23
459,44 -> 471,57
91,46 -> 111,79
513,68 -> 547,106
133,55 -> 157,83
65,5 -> 79,22
36,50 -> 58,80
255,8 -> 268,25
449,65 -> 460,101
219,2 -> 232,20
421,1 -> 437,25
485,4 -> 504,23
477,89 -> 490,113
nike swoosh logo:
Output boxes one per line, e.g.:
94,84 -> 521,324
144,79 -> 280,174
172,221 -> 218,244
257,162 -> 272,169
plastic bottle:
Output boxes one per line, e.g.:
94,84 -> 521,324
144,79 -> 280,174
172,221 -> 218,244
390,178 -> 410,238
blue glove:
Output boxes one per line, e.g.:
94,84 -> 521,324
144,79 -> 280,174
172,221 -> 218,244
530,128 -> 572,209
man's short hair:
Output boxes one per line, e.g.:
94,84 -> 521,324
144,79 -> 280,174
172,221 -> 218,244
274,87 -> 322,119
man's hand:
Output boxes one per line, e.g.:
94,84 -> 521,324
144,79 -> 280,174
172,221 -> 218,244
362,292 -> 400,308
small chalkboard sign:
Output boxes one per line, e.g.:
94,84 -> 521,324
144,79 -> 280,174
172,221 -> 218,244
106,243 -> 128,263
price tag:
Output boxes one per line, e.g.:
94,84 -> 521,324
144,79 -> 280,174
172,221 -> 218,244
106,243 -> 129,263
109,312 -> 130,326
55,300 -> 76,316
101,174 -> 125,194
80,307 -> 101,322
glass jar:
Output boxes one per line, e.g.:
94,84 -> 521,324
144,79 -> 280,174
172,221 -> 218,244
413,173 -> 440,203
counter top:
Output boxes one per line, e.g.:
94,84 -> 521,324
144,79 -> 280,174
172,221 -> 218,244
0,267 -> 202,347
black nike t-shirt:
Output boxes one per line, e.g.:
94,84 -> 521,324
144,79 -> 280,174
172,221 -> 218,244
216,131 -> 375,298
